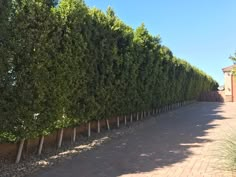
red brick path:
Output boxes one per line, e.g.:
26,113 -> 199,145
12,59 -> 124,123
34,102 -> 236,177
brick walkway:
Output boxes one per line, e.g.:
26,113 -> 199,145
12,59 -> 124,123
34,102 -> 236,177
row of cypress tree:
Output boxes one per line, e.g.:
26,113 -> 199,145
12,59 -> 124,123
0,0 -> 218,143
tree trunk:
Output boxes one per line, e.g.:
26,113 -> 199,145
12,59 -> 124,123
38,136 -> 44,155
15,139 -> 25,163
97,120 -> 100,133
130,114 -> 133,123
124,116 -> 127,125
106,119 -> 110,130
88,122 -> 91,137
136,112 -> 139,121
58,128 -> 64,148
117,116 -> 120,128
73,127 -> 76,143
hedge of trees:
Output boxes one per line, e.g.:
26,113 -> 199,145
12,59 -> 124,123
0,0 -> 218,143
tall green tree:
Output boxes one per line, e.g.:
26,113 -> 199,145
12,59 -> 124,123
0,0 -> 218,143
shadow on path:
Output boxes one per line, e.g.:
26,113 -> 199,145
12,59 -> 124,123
34,102 -> 226,177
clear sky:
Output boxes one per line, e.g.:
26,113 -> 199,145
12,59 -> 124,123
84,0 -> 236,85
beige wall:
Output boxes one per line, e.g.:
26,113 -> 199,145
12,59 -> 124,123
224,72 -> 232,96
233,76 -> 236,102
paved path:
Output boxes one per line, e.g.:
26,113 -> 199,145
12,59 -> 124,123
34,102 -> 236,177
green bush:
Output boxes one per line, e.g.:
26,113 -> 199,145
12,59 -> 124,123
0,0 -> 218,143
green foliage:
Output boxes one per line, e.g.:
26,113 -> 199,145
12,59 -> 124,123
229,51 -> 236,62
216,135 -> 236,172
0,0 -> 218,143
229,51 -> 236,75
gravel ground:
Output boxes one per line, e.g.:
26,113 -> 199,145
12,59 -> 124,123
0,117 -> 149,177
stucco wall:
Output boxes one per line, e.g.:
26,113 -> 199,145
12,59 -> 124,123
224,72 -> 232,96
233,76 -> 236,102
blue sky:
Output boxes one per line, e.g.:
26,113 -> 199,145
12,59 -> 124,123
84,0 -> 236,85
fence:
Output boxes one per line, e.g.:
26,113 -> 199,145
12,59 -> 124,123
198,91 -> 230,102
0,101 -> 192,163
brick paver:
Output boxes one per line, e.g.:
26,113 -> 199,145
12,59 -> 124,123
34,102 -> 236,177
